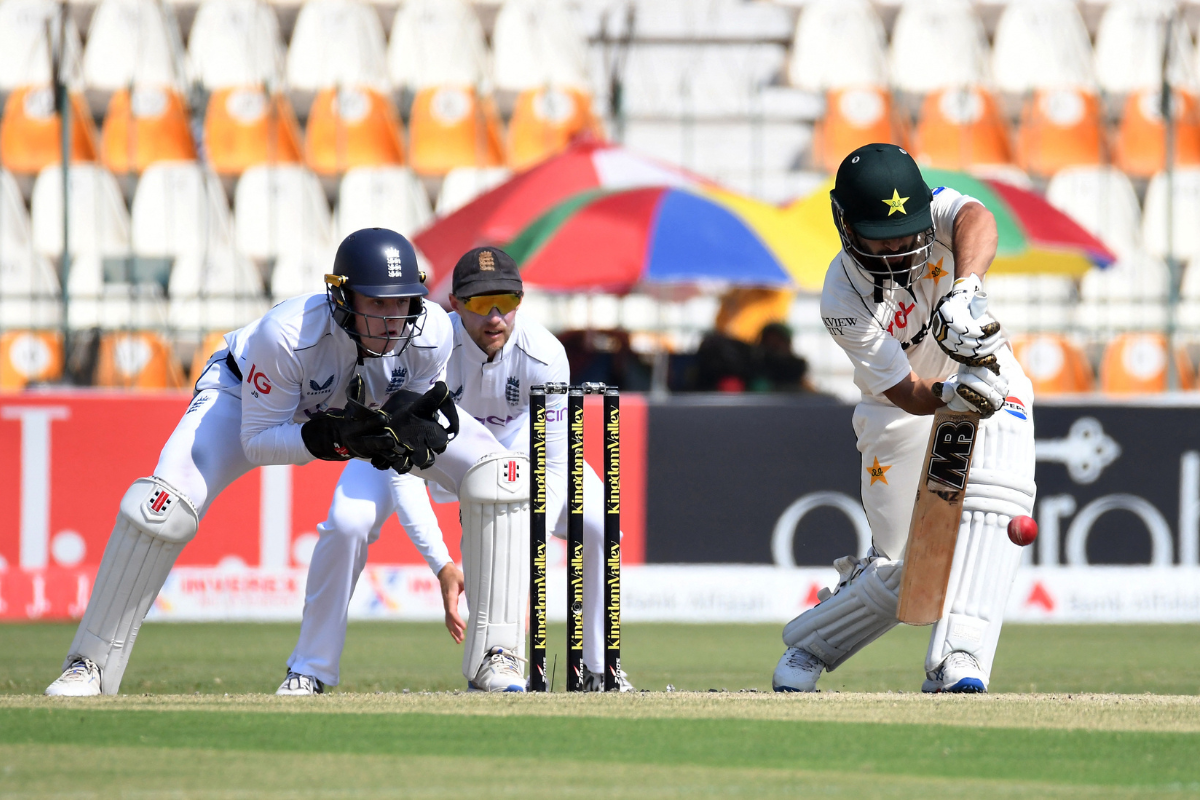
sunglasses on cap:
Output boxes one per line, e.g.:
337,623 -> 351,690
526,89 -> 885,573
460,293 -> 523,316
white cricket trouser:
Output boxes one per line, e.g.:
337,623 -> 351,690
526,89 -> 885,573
288,413 -> 612,685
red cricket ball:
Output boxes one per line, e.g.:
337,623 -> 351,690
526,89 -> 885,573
1008,515 -> 1038,547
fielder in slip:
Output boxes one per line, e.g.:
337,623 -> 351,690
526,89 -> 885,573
773,144 -> 1037,694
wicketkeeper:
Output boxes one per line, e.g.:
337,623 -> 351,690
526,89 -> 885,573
773,144 -> 1037,693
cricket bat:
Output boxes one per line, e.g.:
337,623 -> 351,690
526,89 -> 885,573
896,406 -> 980,625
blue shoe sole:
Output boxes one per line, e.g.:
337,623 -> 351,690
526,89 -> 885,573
944,677 -> 987,693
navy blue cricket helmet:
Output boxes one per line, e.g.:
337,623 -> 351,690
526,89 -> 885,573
325,228 -> 428,357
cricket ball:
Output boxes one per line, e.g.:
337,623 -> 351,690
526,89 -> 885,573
1008,515 -> 1038,547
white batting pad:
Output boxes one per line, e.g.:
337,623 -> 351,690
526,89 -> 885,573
781,557 -> 902,671
459,452 -> 530,681
926,400 -> 1036,679
67,476 -> 199,694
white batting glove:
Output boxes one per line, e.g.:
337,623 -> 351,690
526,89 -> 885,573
934,366 -> 1009,418
931,275 -> 1003,369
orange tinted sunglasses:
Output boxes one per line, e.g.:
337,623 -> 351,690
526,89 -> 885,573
460,293 -> 523,315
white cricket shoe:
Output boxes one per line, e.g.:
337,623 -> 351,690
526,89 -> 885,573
468,647 -> 526,692
276,671 -> 325,696
581,665 -> 636,692
45,657 -> 102,697
772,647 -> 824,692
923,651 -> 987,694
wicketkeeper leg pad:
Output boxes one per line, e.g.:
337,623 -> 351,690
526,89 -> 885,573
66,477 -> 199,694
459,453 -> 530,682
782,555 -> 902,671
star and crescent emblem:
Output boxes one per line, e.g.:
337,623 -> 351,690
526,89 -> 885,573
883,189 -> 909,216
867,456 -> 892,486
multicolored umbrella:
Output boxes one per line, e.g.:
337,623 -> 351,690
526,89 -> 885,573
782,169 -> 1117,290
504,186 -> 806,292
416,140 -> 711,299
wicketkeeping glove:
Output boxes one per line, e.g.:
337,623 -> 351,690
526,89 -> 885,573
932,366 -> 1009,418
932,274 -> 1003,370
301,375 -> 401,462
375,381 -> 461,474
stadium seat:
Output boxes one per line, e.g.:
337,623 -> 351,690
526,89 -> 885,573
990,0 -> 1095,95
285,0 -> 390,98
506,87 -> 600,170
30,163 -> 130,259
187,0 -> 284,91
911,87 -> 1012,170
627,0 -> 793,42
269,247 -> 337,302
1,167 -> 34,252
984,274 -> 1074,333
1076,252 -> 1171,332
787,0 -> 888,92
1,167 -> 61,328
234,164 -> 332,262
625,120 -> 810,178
812,86 -> 903,174
0,0 -> 83,93
621,45 -> 788,120
889,0 -> 989,95
0,86 -> 98,175
1015,89 -> 1104,177
1010,334 -> 1094,395
131,160 -> 234,259
203,86 -> 303,177
387,0 -> 489,92
1046,166 -> 1143,260
1113,90 -> 1200,179
1094,0 -> 1197,97
94,330 -> 186,389
0,330 -> 63,390
1100,333 -> 1194,394
1177,258 -> 1200,332
100,85 -> 196,175
168,247 -> 268,333
304,86 -> 406,177
408,86 -> 504,176
492,0 -> 590,92
63,253 -> 171,330
189,330 -> 229,382
435,166 -> 512,216
335,166 -> 432,240
82,0 -> 185,96
1142,168 -> 1200,263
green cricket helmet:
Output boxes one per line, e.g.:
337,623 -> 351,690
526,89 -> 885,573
830,143 -> 935,300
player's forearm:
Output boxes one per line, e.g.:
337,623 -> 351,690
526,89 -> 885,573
391,474 -> 453,574
950,202 -> 998,280
882,372 -> 944,416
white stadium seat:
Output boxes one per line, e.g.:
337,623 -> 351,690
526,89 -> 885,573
31,164 -> 130,259
188,0 -> 284,90
991,0 -> 1096,94
787,0 -> 888,92
623,121 -> 811,177
890,0 -> 990,95
234,164 -> 332,262
0,168 -> 60,328
269,246 -> 336,302
985,274 -> 1074,333
82,0 -> 186,94
1045,166 -> 1143,261
621,45 -> 788,119
0,0 -> 83,92
1076,252 -> 1171,332
1142,168 -> 1200,263
493,0 -> 589,92
1094,0 -> 1197,96
388,0 -> 489,92
286,0 -> 390,95
436,166 -> 513,216
335,166 -> 433,241
131,161 -> 234,259
168,246 -> 268,332
626,0 -> 794,41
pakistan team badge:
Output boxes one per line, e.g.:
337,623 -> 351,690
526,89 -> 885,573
883,189 -> 909,216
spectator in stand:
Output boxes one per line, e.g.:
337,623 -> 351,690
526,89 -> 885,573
750,322 -> 811,393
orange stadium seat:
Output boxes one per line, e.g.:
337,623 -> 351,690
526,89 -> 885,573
1100,333 -> 1194,394
1113,90 -> 1200,179
101,85 -> 197,175
0,330 -> 63,391
0,86 -> 97,175
204,86 -> 304,177
1015,88 -> 1104,177
812,86 -> 903,174
912,87 -> 1012,170
714,287 -> 795,344
506,87 -> 601,171
408,86 -> 504,176
94,331 -> 186,390
305,86 -> 405,176
189,330 -> 230,383
1010,334 -> 1093,395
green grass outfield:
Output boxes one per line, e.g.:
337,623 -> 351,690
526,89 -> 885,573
1,622 -> 1198,798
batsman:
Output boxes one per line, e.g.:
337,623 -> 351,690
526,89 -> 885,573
773,144 -> 1036,694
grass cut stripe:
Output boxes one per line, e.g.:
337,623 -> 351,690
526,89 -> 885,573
2,708 -> 1196,789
